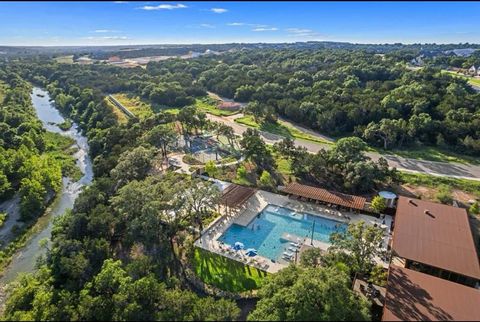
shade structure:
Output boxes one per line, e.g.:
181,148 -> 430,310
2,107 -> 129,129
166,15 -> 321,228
245,248 -> 258,257
233,242 -> 244,250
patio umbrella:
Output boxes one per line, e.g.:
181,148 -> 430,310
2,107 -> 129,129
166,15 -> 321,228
233,242 -> 244,251
245,248 -> 258,257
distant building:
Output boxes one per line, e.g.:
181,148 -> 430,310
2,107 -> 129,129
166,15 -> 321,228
410,55 -> 424,67
76,56 -> 93,65
108,56 -> 122,63
190,51 -> 202,58
468,65 -> 477,76
217,101 -> 242,111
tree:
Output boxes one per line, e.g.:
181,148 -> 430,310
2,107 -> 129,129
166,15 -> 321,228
245,101 -> 264,123
329,221 -> 386,274
299,247 -> 323,268
204,160 -> 218,178
259,170 -> 274,189
240,128 -> 275,172
216,123 -> 236,151
370,196 -> 387,214
363,119 -> 408,150
144,125 -> 178,160
331,137 -> 368,163
0,170 -> 11,199
110,146 -> 155,187
368,265 -> 388,287
248,265 -> 370,321
273,137 -> 298,160
234,84 -> 256,102
183,179 -> 221,233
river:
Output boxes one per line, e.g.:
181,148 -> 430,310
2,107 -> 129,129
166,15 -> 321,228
0,87 -> 93,284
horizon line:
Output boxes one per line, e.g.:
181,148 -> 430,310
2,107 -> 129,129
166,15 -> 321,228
1,40 -> 479,48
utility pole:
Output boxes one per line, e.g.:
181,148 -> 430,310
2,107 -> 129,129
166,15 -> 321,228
311,220 -> 315,245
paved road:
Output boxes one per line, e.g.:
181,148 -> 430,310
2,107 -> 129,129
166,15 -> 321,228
206,113 -> 480,181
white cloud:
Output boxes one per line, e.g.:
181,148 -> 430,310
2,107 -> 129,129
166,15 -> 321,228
228,22 -> 268,28
227,22 -> 245,26
84,36 -> 129,40
252,27 -> 278,32
113,1 -> 128,3
285,28 -> 322,38
199,24 -> 215,29
139,4 -> 187,11
286,28 -> 313,34
210,8 -> 228,14
93,29 -> 119,33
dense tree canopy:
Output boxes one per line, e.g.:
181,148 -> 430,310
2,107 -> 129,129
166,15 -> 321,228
248,265 -> 370,321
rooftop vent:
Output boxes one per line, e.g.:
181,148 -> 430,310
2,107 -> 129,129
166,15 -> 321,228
409,199 -> 417,206
424,209 -> 435,218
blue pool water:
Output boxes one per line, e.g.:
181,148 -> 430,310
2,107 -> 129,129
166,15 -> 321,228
218,204 -> 347,261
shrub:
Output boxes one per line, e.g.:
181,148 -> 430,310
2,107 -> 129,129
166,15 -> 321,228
0,212 -> 7,228
370,196 -> 387,213
469,202 -> 479,215
259,170 -> 274,188
435,185 -> 453,205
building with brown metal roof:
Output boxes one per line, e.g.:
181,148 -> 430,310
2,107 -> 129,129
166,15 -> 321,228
281,182 -> 366,211
217,101 -> 242,111
382,265 -> 480,321
391,196 -> 480,285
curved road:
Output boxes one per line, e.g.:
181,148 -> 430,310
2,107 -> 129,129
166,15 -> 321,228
206,113 -> 480,181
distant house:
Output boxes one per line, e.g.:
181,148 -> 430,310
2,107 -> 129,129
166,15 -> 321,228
468,65 -> 477,76
76,56 -> 93,65
217,101 -> 241,111
108,56 -> 122,63
410,55 -> 424,67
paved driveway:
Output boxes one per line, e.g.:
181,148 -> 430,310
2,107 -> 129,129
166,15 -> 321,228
206,113 -> 480,181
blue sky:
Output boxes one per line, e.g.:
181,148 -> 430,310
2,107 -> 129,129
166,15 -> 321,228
0,1 -> 479,46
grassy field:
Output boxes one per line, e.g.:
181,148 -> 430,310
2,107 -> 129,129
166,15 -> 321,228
105,97 -> 129,124
192,247 -> 268,292
376,146 -> 480,165
235,115 -> 332,145
54,55 -> 74,64
399,172 -> 480,198
111,93 -> 154,119
441,70 -> 480,87
196,97 -> 240,116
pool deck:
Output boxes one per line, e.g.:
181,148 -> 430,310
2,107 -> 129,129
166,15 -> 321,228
195,189 -> 393,274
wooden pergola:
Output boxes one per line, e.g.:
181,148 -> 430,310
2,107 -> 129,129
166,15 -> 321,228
281,182 -> 366,211
220,184 -> 256,209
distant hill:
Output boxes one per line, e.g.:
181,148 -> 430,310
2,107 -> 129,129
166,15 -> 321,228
1,42 -> 480,60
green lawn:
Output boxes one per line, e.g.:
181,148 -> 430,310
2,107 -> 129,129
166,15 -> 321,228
441,70 -> 480,87
376,146 -> 480,165
196,97 -> 240,116
235,115 -> 332,145
192,247 -> 268,292
105,97 -> 129,124
400,172 -> 480,198
112,93 -> 154,119
54,55 -> 74,64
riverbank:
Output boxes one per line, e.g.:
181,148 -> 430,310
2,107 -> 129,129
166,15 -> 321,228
0,87 -> 93,286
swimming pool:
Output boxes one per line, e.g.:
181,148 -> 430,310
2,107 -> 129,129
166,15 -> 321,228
218,204 -> 347,262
